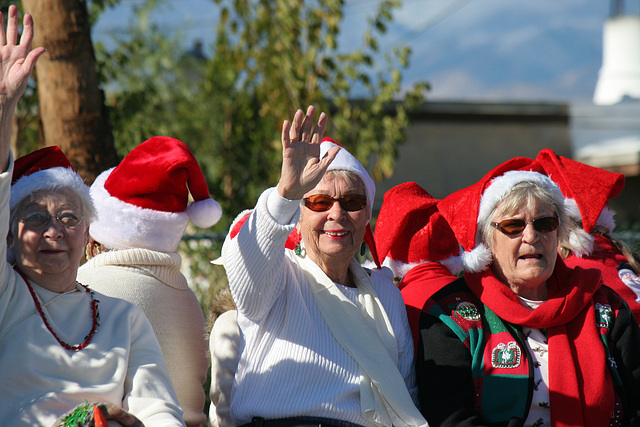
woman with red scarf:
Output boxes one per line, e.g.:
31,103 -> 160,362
417,157 -> 640,426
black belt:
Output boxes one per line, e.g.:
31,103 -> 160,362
239,416 -> 364,427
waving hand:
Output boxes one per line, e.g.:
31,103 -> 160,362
0,5 -> 44,107
0,5 -> 45,171
277,106 -> 339,200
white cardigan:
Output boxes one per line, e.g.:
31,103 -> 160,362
222,187 -> 416,426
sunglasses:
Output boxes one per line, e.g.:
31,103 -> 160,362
303,194 -> 367,212
491,216 -> 559,236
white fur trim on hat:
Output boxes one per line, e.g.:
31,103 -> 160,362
10,167 -> 91,211
568,227 -> 595,258
382,254 -> 464,280
596,206 -> 616,234
320,140 -> 375,214
461,243 -> 493,273
563,198 -> 581,223
563,197 -> 595,257
89,169 -> 188,253
478,170 -> 563,228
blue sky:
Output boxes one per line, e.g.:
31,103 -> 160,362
93,0 -> 612,103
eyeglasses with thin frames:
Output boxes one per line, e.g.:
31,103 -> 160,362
20,209 -> 84,231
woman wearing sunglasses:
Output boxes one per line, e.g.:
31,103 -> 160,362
416,158 -> 640,426
221,106 -> 427,427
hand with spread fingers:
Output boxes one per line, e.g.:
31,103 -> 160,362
0,5 -> 45,171
0,5 -> 44,107
277,105 -> 339,201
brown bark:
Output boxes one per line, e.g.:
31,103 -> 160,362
20,0 -> 119,184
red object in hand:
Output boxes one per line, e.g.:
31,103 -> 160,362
93,405 -> 108,427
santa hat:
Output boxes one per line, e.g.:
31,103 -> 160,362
536,148 -> 624,235
11,146 -> 93,216
438,156 -> 590,272
89,136 -> 222,253
374,182 -> 462,279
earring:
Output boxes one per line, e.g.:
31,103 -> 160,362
294,230 -> 305,257
360,242 -> 366,256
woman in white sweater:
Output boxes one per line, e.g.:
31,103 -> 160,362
0,6 -> 184,426
222,106 -> 427,427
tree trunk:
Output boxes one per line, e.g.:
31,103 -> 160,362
20,0 -> 119,183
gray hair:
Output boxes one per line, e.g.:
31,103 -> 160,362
478,180 -> 571,251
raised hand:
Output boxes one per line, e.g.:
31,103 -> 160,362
0,5 -> 45,171
0,5 -> 45,108
277,106 -> 339,200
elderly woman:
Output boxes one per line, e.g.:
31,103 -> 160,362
0,6 -> 184,426
222,106 -> 426,427
418,157 -> 640,426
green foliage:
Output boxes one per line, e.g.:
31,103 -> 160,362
59,401 -> 93,426
179,232 -> 229,315
97,0 -> 428,232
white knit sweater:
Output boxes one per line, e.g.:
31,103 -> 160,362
77,247 -> 209,426
222,187 -> 417,426
0,156 -> 184,426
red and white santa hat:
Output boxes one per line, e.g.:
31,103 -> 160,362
89,136 -> 222,253
374,182 -> 462,279
11,146 -> 93,217
536,148 -> 624,236
437,156 -> 592,273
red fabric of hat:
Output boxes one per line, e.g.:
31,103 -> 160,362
10,146 -> 90,212
438,157 -> 540,253
12,146 -> 73,184
375,182 -> 460,278
104,137 -> 214,216
536,148 -> 624,234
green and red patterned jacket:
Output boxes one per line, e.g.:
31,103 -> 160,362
416,276 -> 640,427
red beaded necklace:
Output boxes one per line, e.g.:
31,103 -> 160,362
16,268 -> 100,351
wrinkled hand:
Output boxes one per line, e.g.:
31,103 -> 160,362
277,105 -> 339,200
0,5 -> 45,108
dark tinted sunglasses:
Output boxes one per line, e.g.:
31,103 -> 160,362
303,194 -> 367,212
491,216 -> 559,236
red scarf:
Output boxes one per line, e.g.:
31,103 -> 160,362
465,256 -> 615,427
